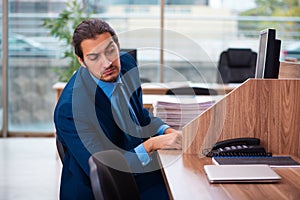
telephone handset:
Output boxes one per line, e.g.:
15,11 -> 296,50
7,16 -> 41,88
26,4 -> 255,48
204,137 -> 272,157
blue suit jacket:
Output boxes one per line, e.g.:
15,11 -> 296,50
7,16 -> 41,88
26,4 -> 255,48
54,53 -> 166,199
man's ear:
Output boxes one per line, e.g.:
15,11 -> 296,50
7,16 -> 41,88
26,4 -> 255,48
77,57 -> 86,68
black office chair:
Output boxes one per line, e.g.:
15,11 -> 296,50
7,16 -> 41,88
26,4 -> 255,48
217,48 -> 257,83
166,87 -> 218,96
88,150 -> 140,200
120,48 -> 137,63
56,137 -> 66,164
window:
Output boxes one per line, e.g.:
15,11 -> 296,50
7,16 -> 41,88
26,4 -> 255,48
1,0 -> 299,136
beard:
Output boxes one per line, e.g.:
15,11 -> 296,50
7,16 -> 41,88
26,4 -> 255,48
99,65 -> 120,82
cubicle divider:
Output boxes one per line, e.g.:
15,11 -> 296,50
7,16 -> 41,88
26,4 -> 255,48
279,61 -> 300,78
182,79 -> 300,157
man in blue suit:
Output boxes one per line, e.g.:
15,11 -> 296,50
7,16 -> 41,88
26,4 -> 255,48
54,18 -> 182,200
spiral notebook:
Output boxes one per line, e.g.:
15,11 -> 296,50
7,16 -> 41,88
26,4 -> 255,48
204,164 -> 281,183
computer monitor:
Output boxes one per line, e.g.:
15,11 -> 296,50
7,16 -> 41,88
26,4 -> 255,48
255,28 -> 281,79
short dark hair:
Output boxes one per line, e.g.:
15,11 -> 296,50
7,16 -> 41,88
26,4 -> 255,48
72,18 -> 119,60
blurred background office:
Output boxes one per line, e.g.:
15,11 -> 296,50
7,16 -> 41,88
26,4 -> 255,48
0,1 -> 299,200
0,0 -> 300,136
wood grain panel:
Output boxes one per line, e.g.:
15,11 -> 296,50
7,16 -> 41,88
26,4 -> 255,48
158,150 -> 300,200
278,80 -> 300,155
183,79 -> 300,157
279,62 -> 300,79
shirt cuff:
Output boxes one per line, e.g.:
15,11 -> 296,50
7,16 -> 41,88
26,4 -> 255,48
134,143 -> 151,166
157,124 -> 170,135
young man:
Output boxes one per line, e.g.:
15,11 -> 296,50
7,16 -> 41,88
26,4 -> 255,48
54,18 -> 181,200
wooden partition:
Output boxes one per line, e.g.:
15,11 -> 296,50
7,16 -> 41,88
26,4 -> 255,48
182,79 -> 300,157
279,61 -> 300,78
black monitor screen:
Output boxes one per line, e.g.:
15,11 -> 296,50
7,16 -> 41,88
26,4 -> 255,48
255,28 -> 281,79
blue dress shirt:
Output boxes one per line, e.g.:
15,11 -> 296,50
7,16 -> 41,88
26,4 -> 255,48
90,74 -> 169,166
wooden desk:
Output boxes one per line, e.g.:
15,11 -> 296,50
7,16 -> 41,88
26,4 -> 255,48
158,150 -> 300,200
279,61 -> 300,78
142,82 -> 239,95
52,82 -> 234,105
52,82 -> 66,104
157,79 -> 300,199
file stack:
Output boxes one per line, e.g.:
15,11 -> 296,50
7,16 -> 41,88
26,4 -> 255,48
153,100 -> 215,130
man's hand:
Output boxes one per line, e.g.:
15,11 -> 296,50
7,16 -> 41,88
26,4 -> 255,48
163,127 -> 178,134
143,130 -> 182,153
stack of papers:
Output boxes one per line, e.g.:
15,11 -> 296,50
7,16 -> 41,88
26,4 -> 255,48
153,100 -> 215,130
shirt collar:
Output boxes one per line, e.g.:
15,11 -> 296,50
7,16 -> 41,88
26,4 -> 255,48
90,72 -> 122,98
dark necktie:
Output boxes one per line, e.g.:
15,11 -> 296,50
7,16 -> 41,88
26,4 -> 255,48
110,83 -> 142,138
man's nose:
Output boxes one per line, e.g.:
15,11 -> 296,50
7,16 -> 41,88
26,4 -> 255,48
101,55 -> 112,68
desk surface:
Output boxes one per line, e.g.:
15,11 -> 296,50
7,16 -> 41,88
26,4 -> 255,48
142,82 -> 239,95
52,82 -> 236,103
158,150 -> 300,200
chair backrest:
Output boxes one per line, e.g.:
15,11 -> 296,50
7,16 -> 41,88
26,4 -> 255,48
120,48 -> 150,83
120,48 -> 137,63
56,137 -> 66,164
88,150 -> 140,200
166,87 -> 218,95
217,48 -> 257,83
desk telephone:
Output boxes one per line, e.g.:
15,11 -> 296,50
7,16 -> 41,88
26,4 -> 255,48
204,137 -> 272,157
